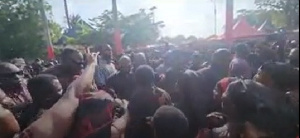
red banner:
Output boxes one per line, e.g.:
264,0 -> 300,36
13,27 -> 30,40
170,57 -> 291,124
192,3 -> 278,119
47,46 -> 55,60
114,28 -> 123,55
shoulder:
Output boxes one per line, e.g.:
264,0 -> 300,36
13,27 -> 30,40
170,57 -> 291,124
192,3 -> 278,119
107,72 -> 119,80
42,65 -> 62,76
0,105 -> 20,137
230,58 -> 241,64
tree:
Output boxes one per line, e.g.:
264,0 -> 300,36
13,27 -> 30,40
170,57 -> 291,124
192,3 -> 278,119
89,10 -> 123,45
170,35 -> 186,45
0,0 -> 45,60
49,21 -> 63,43
58,14 -> 97,45
58,9 -> 164,48
236,9 -> 287,29
90,9 -> 163,48
186,35 -> 198,43
121,9 -> 162,48
255,0 -> 299,29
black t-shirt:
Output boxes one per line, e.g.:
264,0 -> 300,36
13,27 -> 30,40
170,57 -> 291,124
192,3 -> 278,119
125,87 -> 171,138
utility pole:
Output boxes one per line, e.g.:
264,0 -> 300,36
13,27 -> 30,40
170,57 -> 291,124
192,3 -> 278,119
64,0 -> 71,29
225,0 -> 233,44
213,1 -> 217,35
112,0 -> 123,55
112,0 -> 118,25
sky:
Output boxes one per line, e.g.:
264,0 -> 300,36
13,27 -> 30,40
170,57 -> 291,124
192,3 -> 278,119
48,0 -> 257,38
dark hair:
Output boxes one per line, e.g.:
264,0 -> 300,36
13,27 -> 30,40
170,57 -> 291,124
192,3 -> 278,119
225,79 -> 298,138
27,74 -> 58,102
211,48 -> 231,62
260,62 -> 298,91
135,65 -> 155,86
61,48 -> 79,62
67,98 -> 114,138
153,106 -> 188,138
234,43 -> 249,57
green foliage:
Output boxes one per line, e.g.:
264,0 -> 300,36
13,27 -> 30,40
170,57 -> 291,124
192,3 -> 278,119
0,0 -> 45,60
121,9 -> 161,48
49,21 -> 62,43
65,9 -> 163,49
255,0 -> 299,29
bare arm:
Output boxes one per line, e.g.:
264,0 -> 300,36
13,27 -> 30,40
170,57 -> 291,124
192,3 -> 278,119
0,104 -> 20,138
111,112 -> 129,138
17,53 -> 99,138
111,100 -> 129,138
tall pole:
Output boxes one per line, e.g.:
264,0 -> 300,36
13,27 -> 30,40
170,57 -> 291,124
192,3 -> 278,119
213,1 -> 217,35
39,0 -> 54,59
112,0 -> 118,24
64,0 -> 70,29
112,0 -> 123,55
225,0 -> 233,44
210,0 -> 217,35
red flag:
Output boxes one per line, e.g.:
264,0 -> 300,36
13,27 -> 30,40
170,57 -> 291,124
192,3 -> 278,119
114,28 -> 123,55
47,46 -> 55,60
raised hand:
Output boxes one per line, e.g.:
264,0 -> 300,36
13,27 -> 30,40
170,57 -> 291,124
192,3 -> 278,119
86,52 -> 100,65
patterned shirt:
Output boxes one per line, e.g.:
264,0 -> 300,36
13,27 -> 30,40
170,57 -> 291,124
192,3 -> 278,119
94,58 -> 117,87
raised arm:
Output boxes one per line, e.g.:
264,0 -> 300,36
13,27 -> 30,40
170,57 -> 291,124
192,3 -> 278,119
17,53 -> 99,138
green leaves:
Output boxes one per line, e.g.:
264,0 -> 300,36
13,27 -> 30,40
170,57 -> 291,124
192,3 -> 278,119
64,9 -> 163,49
254,0 -> 299,29
0,0 -> 45,60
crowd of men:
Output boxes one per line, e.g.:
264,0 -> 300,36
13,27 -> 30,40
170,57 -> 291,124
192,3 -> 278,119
0,38 -> 299,138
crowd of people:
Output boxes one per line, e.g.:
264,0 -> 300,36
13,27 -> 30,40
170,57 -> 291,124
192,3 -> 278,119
0,38 -> 299,138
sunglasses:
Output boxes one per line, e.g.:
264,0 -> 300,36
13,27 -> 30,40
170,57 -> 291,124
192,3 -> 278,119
69,58 -> 85,66
0,71 -> 23,78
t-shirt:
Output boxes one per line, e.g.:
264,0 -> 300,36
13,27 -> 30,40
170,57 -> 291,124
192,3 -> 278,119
125,87 -> 171,138
229,58 -> 252,79
94,58 -> 117,87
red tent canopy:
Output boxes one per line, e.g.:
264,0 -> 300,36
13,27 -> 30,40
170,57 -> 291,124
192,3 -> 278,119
232,16 -> 264,38
207,16 -> 265,41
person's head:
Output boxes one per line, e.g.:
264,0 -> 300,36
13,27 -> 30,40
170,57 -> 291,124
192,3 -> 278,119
118,55 -> 132,73
222,80 -> 273,137
135,65 -> 155,87
254,62 -> 298,92
222,79 -> 298,138
191,51 -> 202,65
211,48 -> 231,71
168,50 -> 186,70
153,106 -> 188,138
27,74 -> 62,109
235,43 -> 249,58
0,62 -> 24,88
61,48 -> 84,72
288,48 -> 299,68
101,44 -> 113,60
68,94 -> 114,138
133,52 -> 147,68
11,58 -> 26,70
34,58 -> 42,64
